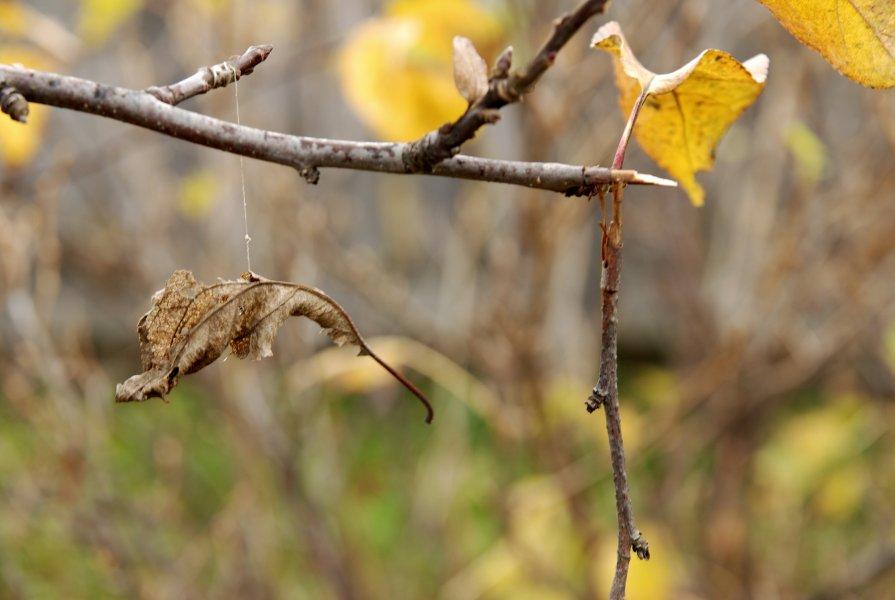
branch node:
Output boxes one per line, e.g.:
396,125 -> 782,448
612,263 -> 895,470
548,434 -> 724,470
491,46 -> 514,79
0,84 -> 29,122
632,534 -> 651,560
298,165 -> 320,185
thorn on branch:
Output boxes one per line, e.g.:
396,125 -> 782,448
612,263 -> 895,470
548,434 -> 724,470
0,85 -> 29,122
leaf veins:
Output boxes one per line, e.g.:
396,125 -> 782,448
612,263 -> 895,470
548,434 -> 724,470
115,270 -> 434,423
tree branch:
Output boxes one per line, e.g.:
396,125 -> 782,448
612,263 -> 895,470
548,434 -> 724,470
585,88 -> 655,600
0,65 -> 674,194
146,44 -> 273,106
404,0 -> 612,171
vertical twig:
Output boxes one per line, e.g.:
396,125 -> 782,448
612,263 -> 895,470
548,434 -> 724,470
587,86 -> 653,600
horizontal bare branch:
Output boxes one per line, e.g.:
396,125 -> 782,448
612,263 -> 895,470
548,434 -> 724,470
0,65 -> 675,194
146,44 -> 273,106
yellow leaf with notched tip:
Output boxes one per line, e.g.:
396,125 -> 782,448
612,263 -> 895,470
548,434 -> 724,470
592,21 -> 768,205
0,47 -> 51,167
757,0 -> 895,88
338,0 -> 501,141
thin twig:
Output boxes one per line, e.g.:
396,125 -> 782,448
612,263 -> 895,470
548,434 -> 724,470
146,44 -> 273,106
0,65 -> 674,194
587,89 -> 654,600
403,0 -> 612,171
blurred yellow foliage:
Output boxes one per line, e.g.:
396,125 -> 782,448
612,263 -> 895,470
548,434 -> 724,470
189,0 -> 228,15
338,0 -> 502,141
544,377 -> 646,452
785,121 -> 828,185
0,1 -> 26,35
758,0 -> 895,88
592,22 -> 768,205
289,336 -> 528,438
177,170 -> 220,218
78,0 -> 142,46
507,476 -> 577,571
756,395 -> 877,518
814,462 -> 870,521
0,47 -> 51,168
593,523 -> 677,600
442,475 -> 581,599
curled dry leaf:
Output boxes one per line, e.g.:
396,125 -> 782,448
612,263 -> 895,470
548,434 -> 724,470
592,21 -> 769,205
115,270 -> 434,423
757,0 -> 894,89
453,35 -> 489,104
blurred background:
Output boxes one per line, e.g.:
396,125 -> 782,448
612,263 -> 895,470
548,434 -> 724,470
2,0 -> 895,598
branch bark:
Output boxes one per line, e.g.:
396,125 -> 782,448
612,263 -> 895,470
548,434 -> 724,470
0,65 -> 673,194
586,186 -> 649,600
585,87 -> 656,600
404,0 -> 612,171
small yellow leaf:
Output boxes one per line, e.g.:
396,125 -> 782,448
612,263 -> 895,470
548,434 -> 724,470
592,21 -> 768,205
758,0 -> 895,89
0,47 -> 51,168
78,0 -> 142,46
338,0 -> 501,141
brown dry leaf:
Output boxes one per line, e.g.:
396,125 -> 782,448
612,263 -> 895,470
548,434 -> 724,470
115,270 -> 433,423
453,35 -> 489,103
592,21 -> 769,205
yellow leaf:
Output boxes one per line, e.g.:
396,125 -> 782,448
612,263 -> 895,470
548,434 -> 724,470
758,0 -> 895,89
592,21 -> 768,205
78,0 -> 142,46
338,0 -> 501,141
0,47 -> 51,168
